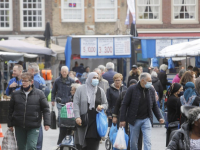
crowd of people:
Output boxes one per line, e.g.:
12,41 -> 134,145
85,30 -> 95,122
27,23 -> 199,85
5,60 -> 200,150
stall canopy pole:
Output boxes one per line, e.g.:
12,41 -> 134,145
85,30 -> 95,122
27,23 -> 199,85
186,56 -> 187,69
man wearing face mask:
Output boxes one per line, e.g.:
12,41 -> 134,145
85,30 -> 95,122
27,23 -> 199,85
120,73 -> 164,150
7,72 -> 50,150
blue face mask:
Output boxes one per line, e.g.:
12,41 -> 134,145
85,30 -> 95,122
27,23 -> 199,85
145,82 -> 152,89
91,79 -> 99,86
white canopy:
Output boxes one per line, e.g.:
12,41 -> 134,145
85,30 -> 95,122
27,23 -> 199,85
157,39 -> 200,57
0,52 -> 38,61
22,37 -> 65,54
0,40 -> 56,56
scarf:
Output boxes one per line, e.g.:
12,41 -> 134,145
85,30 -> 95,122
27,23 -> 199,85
86,72 -> 98,110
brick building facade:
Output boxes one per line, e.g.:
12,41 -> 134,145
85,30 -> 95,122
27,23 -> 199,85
0,0 -> 52,39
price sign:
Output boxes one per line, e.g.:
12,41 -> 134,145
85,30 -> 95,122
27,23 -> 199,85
81,38 -> 97,56
114,38 -> 130,55
98,38 -> 113,56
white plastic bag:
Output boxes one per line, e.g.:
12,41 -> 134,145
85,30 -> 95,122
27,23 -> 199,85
113,127 -> 127,150
2,128 -> 18,150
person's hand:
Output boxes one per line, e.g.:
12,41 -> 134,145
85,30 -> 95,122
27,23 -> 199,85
97,105 -> 103,111
44,126 -> 50,131
76,118 -> 82,126
9,82 -> 17,88
9,127 -> 14,132
120,121 -> 126,127
51,102 -> 55,106
112,117 -> 117,124
159,119 -> 165,124
108,116 -> 112,119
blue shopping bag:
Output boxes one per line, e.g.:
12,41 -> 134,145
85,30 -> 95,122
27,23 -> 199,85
109,123 -> 118,142
96,109 -> 108,137
112,127 -> 129,150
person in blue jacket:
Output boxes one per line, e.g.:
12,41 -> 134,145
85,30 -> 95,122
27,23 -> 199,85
6,64 -> 23,96
27,62 -> 48,150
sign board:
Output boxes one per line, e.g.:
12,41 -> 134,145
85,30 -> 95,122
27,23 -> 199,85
172,39 -> 188,45
156,40 -> 171,56
98,38 -> 113,56
80,37 -> 131,58
81,38 -> 97,56
115,37 -> 131,55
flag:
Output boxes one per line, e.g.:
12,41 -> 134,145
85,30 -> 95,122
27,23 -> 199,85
127,0 -> 136,24
125,8 -> 130,25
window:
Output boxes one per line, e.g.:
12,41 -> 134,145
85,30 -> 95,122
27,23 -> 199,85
172,0 -> 198,24
61,0 -> 84,22
0,0 -> 12,31
95,0 -> 117,22
136,0 -> 162,24
20,0 -> 45,31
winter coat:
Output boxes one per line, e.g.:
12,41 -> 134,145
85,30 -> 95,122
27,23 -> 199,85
152,77 -> 163,101
51,76 -> 75,104
120,82 -> 162,126
167,123 -> 190,150
158,71 -> 171,90
102,69 -> 117,85
127,70 -> 140,87
8,86 -> 50,128
113,91 -> 127,117
73,84 -> 108,147
172,74 -> 181,84
98,78 -> 109,94
106,84 -> 127,116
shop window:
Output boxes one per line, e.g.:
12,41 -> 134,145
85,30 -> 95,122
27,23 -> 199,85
95,0 -> 117,22
173,0 -> 196,19
0,0 -> 12,31
171,0 -> 198,24
61,0 -> 84,22
20,0 -> 45,31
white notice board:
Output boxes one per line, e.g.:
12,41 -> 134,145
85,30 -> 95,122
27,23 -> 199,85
172,39 -> 188,45
98,38 -> 113,56
156,40 -> 171,56
81,38 -> 97,56
114,37 -> 131,55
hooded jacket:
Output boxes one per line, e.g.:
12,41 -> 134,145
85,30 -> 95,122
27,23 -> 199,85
172,74 -> 181,84
167,123 -> 190,150
152,77 -> 163,101
127,70 -> 140,87
106,83 -> 127,116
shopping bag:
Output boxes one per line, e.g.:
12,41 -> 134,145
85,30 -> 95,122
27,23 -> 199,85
2,128 -> 18,150
96,109 -> 108,137
50,106 -> 57,129
113,127 -> 128,150
109,123 -> 118,143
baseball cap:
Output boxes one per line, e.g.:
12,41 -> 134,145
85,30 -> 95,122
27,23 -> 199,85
132,65 -> 138,68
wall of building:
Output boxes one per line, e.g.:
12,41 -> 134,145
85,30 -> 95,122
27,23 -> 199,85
52,0 -> 127,36
0,0 -> 52,36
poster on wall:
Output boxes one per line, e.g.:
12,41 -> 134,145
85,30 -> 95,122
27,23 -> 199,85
115,37 -> 131,55
81,38 -> 97,56
156,40 -> 171,56
98,38 -> 113,56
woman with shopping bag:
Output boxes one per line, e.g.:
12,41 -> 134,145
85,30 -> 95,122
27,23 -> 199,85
73,72 -> 108,150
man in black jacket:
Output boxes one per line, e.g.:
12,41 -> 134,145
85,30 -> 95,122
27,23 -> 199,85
127,65 -> 140,87
120,73 -> 164,150
8,72 -> 50,150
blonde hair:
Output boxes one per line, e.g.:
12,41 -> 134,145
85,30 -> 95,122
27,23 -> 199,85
113,73 -> 123,81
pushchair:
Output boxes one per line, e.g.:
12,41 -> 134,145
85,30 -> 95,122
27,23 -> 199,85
105,129 -> 112,150
56,97 -> 78,150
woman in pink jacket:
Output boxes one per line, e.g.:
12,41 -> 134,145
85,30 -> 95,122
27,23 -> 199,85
172,69 -> 186,83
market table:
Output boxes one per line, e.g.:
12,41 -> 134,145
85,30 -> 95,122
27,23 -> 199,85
0,101 -> 10,123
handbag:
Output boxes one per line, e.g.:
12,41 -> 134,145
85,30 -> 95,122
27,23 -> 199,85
50,106 -> 57,129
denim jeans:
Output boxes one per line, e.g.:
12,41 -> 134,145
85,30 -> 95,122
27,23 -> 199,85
57,103 -> 62,119
129,118 -> 152,150
36,126 -> 43,150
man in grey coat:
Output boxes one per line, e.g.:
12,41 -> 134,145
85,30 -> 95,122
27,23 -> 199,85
73,72 -> 108,150
94,68 -> 109,94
